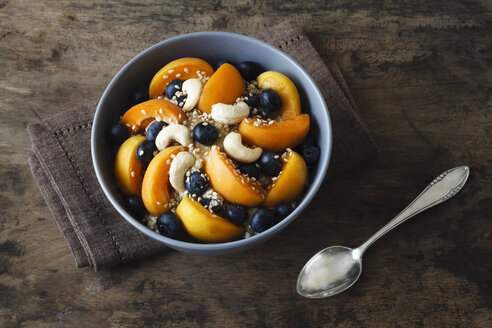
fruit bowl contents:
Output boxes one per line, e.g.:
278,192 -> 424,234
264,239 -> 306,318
108,57 -> 321,243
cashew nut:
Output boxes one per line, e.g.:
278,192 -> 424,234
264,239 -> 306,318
211,101 -> 249,124
155,123 -> 192,151
169,151 -> 196,193
182,78 -> 203,112
223,132 -> 262,163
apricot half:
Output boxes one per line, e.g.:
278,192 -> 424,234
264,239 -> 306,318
205,146 -> 265,206
257,71 -> 301,120
121,99 -> 186,133
114,134 -> 146,196
148,57 -> 214,98
176,197 -> 244,243
141,145 -> 184,216
263,151 -> 307,207
197,63 -> 246,114
238,114 -> 310,152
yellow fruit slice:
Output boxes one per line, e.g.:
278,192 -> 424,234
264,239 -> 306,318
257,71 -> 301,120
197,63 -> 245,114
114,135 -> 146,196
141,145 -> 184,216
205,146 -> 265,206
238,114 -> 310,152
176,197 -> 244,243
148,57 -> 214,99
263,151 -> 307,207
121,99 -> 186,134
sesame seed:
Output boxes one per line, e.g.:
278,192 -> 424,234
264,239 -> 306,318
166,159 -> 171,165
138,150 -> 144,156
163,75 -> 168,79
168,69 -> 174,73
176,73 -> 181,78
159,108 -> 163,114
130,171 -> 135,177
164,203 -> 169,208
274,155 -> 279,159
157,201 -> 162,205
132,125 -> 136,131
141,110 -> 146,115
179,113 -> 182,119
184,68 -> 189,73
202,122 -> 208,126
126,123 -> 131,127
171,154 -> 175,158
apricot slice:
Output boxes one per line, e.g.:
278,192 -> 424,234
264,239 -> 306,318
176,197 -> 244,243
141,145 -> 184,216
257,71 -> 301,120
238,114 -> 310,152
263,151 -> 307,207
114,135 -> 146,196
197,63 -> 246,114
205,146 -> 265,206
148,57 -> 214,98
121,99 -> 186,133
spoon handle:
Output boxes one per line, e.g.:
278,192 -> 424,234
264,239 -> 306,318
357,166 -> 469,255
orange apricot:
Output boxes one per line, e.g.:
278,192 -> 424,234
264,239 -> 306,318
148,57 -> 214,98
197,63 -> 246,114
141,145 -> 184,216
121,99 -> 186,134
263,151 -> 307,207
257,71 -> 301,120
176,197 -> 244,243
205,146 -> 265,206
237,114 -> 310,152
114,135 -> 146,196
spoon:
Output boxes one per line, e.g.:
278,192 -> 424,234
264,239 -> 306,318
297,166 -> 470,299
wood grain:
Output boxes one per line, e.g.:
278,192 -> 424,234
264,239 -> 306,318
1,0 -> 491,327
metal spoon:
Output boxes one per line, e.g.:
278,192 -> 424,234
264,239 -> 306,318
297,166 -> 470,299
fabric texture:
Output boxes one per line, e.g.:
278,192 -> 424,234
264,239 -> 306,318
28,22 -> 377,270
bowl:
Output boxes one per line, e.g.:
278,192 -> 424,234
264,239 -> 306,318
92,32 -> 332,255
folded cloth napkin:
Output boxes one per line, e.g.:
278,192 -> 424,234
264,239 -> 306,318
28,22 -> 377,270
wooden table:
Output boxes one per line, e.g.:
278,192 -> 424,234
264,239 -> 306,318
1,1 -> 491,327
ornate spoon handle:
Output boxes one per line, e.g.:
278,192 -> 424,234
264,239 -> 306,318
357,166 -> 469,255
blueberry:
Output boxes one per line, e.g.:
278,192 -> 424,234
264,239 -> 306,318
131,85 -> 148,106
258,152 -> 282,176
243,92 -> 260,108
107,122 -> 130,147
136,140 -> 156,165
251,209 -> 277,233
260,89 -> 282,112
237,61 -> 263,81
225,204 -> 248,225
275,202 -> 295,219
200,198 -> 223,213
157,212 -> 182,238
301,145 -> 320,165
185,172 -> 209,196
256,106 -> 271,119
146,121 -> 167,142
123,194 -> 146,217
238,163 -> 260,180
296,134 -> 317,152
165,79 -> 183,99
175,95 -> 187,107
193,122 -> 218,145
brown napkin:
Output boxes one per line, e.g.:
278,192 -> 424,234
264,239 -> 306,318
28,22 -> 377,270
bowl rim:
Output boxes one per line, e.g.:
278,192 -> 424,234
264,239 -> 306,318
92,31 -> 332,252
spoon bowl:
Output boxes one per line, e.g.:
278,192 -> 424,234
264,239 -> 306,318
297,246 -> 362,298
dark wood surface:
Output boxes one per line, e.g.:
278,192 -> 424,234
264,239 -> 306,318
1,1 -> 491,327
